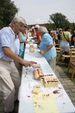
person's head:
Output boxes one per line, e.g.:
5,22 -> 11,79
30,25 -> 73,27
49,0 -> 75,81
38,26 -> 48,36
35,24 -> 40,31
65,26 -> 71,33
59,28 -> 63,34
50,30 -> 56,37
31,26 -> 35,32
10,16 -> 27,34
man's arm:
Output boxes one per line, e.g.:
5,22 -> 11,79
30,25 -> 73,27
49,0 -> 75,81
20,40 -> 30,43
68,37 -> 71,42
3,47 -> 36,66
40,44 -> 53,54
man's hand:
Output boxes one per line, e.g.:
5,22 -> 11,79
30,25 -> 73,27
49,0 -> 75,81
40,50 -> 45,54
23,61 -> 37,67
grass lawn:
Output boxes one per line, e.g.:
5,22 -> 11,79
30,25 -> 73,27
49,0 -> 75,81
57,57 -> 75,84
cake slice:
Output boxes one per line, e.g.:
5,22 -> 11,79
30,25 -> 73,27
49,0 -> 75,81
33,68 -> 44,80
41,75 -> 60,88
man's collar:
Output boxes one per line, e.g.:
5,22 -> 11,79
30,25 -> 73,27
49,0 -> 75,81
9,26 -> 15,35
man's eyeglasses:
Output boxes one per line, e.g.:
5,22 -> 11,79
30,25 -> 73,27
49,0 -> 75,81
19,24 -> 27,28
23,25 -> 27,28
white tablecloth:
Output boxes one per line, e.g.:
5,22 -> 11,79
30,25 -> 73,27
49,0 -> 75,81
18,43 -> 75,113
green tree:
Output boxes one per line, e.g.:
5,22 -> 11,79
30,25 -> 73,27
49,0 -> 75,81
49,13 -> 70,29
70,23 -> 75,31
0,0 -> 18,28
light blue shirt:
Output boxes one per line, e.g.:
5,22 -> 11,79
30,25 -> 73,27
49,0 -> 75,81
19,33 -> 26,58
40,33 -> 56,61
0,27 -> 19,61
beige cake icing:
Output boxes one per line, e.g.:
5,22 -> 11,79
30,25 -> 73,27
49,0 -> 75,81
41,75 -> 59,88
32,92 -> 60,113
30,45 -> 33,48
29,45 -> 35,52
30,47 -> 35,52
34,84 -> 41,88
32,88 -> 40,95
32,84 -> 41,95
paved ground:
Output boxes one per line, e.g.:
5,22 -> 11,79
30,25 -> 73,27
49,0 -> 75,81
55,65 -> 75,106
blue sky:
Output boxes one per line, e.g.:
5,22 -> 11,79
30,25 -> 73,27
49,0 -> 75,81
11,0 -> 75,25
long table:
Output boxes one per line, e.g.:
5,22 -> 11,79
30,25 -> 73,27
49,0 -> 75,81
18,42 -> 75,113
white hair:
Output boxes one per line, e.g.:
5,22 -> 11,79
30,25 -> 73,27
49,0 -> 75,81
10,16 -> 27,25
39,26 -> 48,35
35,24 -> 40,29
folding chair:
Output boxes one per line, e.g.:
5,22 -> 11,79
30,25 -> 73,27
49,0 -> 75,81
67,50 -> 75,80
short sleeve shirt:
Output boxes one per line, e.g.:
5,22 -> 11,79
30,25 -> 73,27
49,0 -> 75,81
40,33 -> 56,61
61,31 -> 71,41
0,27 -> 18,61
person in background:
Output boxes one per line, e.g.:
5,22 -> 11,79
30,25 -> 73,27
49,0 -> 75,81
71,35 -> 75,48
50,30 -> 56,45
57,28 -> 63,44
14,34 -> 20,55
35,24 -> 41,44
56,27 -> 71,64
39,26 -> 57,72
15,26 -> 29,76
0,16 -> 36,113
18,25 -> 29,58
31,26 -> 36,37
